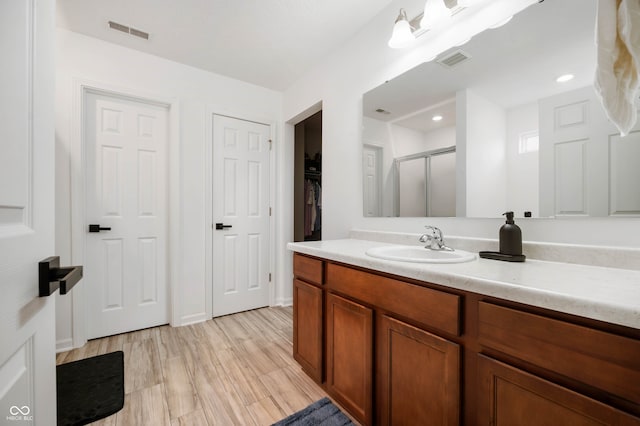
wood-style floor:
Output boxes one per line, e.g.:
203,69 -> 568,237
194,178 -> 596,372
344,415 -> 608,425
56,307 -> 328,425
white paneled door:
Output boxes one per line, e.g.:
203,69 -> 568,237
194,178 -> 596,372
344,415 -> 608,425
85,92 -> 169,339
0,0 -> 56,422
539,86 -> 640,217
212,115 -> 271,317
362,145 -> 382,217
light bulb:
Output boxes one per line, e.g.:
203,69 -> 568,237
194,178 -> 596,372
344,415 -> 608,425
420,0 -> 450,31
388,9 -> 416,48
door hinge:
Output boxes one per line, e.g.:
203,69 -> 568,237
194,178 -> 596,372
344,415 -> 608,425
269,207 -> 272,216
269,139 -> 272,150
269,273 -> 272,282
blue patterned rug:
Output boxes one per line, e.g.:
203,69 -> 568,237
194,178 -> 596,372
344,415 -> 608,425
272,397 -> 354,426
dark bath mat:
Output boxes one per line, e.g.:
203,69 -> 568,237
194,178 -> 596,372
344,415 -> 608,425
56,351 -> 124,426
272,397 -> 354,426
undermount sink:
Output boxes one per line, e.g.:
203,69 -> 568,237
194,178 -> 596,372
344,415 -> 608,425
365,245 -> 476,264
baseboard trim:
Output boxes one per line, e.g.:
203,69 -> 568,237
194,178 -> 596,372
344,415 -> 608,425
179,312 -> 208,327
56,338 -> 74,353
274,297 -> 293,307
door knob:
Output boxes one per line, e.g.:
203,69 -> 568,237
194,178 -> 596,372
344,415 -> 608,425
215,223 -> 232,230
88,224 -> 112,233
39,256 -> 83,297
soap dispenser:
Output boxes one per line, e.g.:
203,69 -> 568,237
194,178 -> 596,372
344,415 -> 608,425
500,211 -> 522,256
479,211 -> 526,262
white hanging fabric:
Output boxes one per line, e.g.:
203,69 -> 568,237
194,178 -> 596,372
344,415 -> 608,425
594,0 -> 640,136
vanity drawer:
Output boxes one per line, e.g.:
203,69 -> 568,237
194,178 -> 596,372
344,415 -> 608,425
326,263 -> 460,336
293,253 -> 323,285
478,302 -> 640,404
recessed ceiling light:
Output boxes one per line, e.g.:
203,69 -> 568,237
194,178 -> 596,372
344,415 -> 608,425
432,115 -> 443,121
556,74 -> 574,83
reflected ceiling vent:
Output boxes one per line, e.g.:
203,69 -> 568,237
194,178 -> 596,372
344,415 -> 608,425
437,49 -> 471,68
108,21 -> 149,40
375,108 -> 391,115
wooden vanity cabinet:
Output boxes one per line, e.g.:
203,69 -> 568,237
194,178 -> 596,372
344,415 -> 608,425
292,255 -> 324,382
291,253 -> 640,425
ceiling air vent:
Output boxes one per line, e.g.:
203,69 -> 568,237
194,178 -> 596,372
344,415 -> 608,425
437,50 -> 471,68
108,21 -> 149,40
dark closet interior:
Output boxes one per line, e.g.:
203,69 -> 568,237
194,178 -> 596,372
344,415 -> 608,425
294,110 -> 322,242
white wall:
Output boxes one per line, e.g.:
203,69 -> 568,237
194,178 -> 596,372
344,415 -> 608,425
460,90 -> 507,217
423,125 -> 456,151
278,0 -> 640,299
55,29 -> 282,349
391,124 -> 427,156
506,102 -> 539,217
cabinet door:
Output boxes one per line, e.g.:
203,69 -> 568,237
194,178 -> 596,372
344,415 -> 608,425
377,315 -> 460,426
478,355 -> 640,426
326,292 -> 373,425
293,279 -> 323,382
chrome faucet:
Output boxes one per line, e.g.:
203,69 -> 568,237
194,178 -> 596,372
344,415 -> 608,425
419,226 -> 453,251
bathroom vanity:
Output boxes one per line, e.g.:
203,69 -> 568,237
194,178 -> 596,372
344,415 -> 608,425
289,239 -> 640,425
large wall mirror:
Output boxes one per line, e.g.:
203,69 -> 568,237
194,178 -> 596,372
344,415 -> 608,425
362,0 -> 640,218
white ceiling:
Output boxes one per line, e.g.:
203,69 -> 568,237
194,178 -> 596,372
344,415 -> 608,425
56,0 -> 395,91
394,99 -> 457,133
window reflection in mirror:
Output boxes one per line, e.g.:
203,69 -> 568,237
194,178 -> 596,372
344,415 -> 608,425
362,0 -> 640,219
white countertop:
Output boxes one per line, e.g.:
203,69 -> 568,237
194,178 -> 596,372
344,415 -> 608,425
287,239 -> 640,330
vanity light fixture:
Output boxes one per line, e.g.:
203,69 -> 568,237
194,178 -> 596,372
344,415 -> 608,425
388,9 -> 417,48
388,0 -> 467,49
432,114 -> 444,121
556,73 -> 575,83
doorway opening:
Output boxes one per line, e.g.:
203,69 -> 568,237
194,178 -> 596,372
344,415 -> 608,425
294,110 -> 322,242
